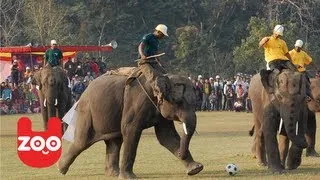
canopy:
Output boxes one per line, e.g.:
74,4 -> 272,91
0,44 -> 114,82
0,45 -> 113,61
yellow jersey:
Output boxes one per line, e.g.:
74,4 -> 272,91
289,49 -> 312,72
263,36 -> 289,62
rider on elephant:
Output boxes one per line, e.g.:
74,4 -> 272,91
128,24 -> 169,102
44,39 -> 63,67
259,25 -> 313,100
259,24 -> 297,72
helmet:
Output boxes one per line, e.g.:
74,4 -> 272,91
295,39 -> 303,48
215,75 -> 220,79
50,39 -> 57,45
198,75 -> 203,79
273,25 -> 284,36
155,24 -> 168,36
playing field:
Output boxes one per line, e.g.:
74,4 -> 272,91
1,112 -> 319,180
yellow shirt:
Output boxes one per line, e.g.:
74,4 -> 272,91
289,49 -> 312,72
263,36 -> 289,62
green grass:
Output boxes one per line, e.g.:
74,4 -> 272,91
1,112 -> 319,179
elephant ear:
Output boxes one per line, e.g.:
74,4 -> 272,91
32,70 -> 42,89
154,75 -> 171,101
260,69 -> 278,94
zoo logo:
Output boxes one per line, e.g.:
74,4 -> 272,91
17,117 -> 62,168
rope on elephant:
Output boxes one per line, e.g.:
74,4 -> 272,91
136,77 -> 161,113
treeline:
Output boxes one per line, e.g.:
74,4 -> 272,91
1,0 -> 319,76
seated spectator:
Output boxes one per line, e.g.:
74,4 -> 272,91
234,98 -> 243,112
0,82 -> 5,97
1,85 -> 12,101
0,99 -> 9,114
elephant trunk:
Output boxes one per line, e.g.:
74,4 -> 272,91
178,111 -> 196,160
280,103 -> 308,149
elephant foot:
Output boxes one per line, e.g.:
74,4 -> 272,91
105,168 -> 119,177
270,166 -> 284,174
306,148 -> 320,157
186,162 -> 203,176
287,156 -> 301,170
57,161 -> 69,175
119,171 -> 137,179
257,162 -> 267,167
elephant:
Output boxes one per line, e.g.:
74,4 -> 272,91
57,69 -> 204,179
249,78 -> 320,162
33,66 -> 72,132
248,69 -> 312,173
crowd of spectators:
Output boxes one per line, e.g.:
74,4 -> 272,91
0,56 -> 107,115
190,73 -> 253,113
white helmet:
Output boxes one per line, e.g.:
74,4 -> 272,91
51,39 -> 57,45
215,75 -> 220,79
273,25 -> 284,36
295,39 -> 303,48
155,24 -> 168,36
198,75 -> 203,79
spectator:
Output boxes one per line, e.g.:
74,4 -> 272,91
64,57 -> 76,79
0,82 -> 5,97
11,60 -> 20,88
214,75 -> 223,111
24,67 -> 33,84
234,98 -> 243,112
97,58 -> 107,74
224,81 -> 234,111
72,79 -> 86,101
192,79 -> 202,111
209,91 -> 217,111
90,58 -> 100,78
82,58 -> 92,75
201,79 -> 211,111
236,84 -> 244,100
1,85 -> 12,101
75,61 -> 84,77
84,72 -> 94,82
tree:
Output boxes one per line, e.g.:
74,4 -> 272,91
0,0 -> 24,46
23,0 -> 70,45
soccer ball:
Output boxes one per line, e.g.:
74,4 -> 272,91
225,163 -> 238,176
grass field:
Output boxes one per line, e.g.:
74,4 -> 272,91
0,112 -> 319,180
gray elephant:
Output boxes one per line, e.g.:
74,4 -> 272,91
58,69 -> 203,179
249,77 -> 320,166
248,69 -> 311,173
33,66 -> 72,131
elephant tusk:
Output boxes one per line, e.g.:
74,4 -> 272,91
36,85 -> 40,90
183,123 -> 188,135
296,121 -> 299,135
55,99 -> 58,106
278,118 -> 283,134
44,99 -> 47,107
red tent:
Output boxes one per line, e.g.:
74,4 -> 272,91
0,43 -> 116,81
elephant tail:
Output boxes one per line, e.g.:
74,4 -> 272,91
248,125 -> 255,136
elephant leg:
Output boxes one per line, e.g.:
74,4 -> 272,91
305,111 -> 319,157
287,143 -> 303,170
119,117 -> 142,179
263,105 -> 283,173
57,103 -> 68,134
255,128 -> 267,166
154,119 -> 203,175
278,132 -> 289,167
58,110 -> 93,175
104,137 -> 122,177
